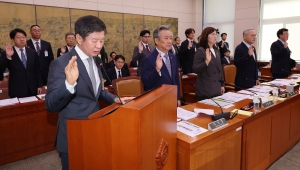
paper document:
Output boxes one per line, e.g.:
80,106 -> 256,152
0,97 -> 19,106
194,108 -> 214,115
231,109 -> 253,116
37,94 -> 46,100
177,121 -> 208,137
177,107 -> 198,120
18,96 -> 38,103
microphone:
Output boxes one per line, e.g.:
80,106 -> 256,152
190,82 -> 230,121
96,57 -> 123,104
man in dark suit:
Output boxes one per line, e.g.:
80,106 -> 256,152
221,49 -> 231,65
180,28 -> 197,74
45,16 -> 132,170
217,33 -> 229,60
27,25 -> 54,86
169,37 -> 181,68
105,55 -> 130,85
0,28 -> 43,98
0,48 -> 5,80
234,29 -> 260,89
141,25 -> 181,106
107,51 -> 128,71
97,46 -> 109,70
57,32 -> 75,58
270,28 -> 291,79
132,30 -> 154,76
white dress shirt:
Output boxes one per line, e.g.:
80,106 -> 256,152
13,46 -> 27,60
31,38 -> 41,51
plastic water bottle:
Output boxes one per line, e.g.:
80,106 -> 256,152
253,94 -> 260,113
272,87 -> 278,102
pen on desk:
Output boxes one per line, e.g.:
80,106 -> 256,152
230,110 -> 238,119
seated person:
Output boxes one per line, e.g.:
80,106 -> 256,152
130,60 -> 138,67
221,49 -> 231,65
105,55 -> 130,86
107,52 -> 129,71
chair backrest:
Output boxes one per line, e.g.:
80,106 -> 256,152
223,65 -> 236,84
0,88 -> 9,100
178,68 -> 184,99
112,76 -> 144,97
0,81 -> 8,88
129,67 -> 138,76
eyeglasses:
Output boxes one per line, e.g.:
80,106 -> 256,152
66,38 -> 75,40
15,36 -> 26,39
249,34 -> 258,38
32,29 -> 41,33
143,36 -> 150,38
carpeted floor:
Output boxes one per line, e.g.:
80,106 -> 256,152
1,141 -> 300,170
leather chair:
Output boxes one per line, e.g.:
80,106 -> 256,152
223,65 -> 236,92
0,81 -> 8,88
0,88 -> 9,100
112,76 -> 144,97
129,67 -> 138,76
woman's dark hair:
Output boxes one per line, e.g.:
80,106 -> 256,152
109,52 -> 116,57
198,27 -> 217,50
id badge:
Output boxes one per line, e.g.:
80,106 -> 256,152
194,47 -> 196,52
44,50 -> 48,57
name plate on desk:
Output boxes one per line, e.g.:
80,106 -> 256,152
288,91 -> 297,97
208,118 -> 228,131
262,100 -> 274,108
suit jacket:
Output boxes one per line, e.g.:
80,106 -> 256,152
270,40 -> 291,74
26,39 -> 54,85
234,42 -> 258,89
105,67 -> 130,86
141,49 -> 180,99
221,57 -> 231,65
0,49 -> 6,80
45,48 -> 116,153
180,39 -> 197,74
217,41 -> 229,59
98,47 -> 109,71
57,46 -> 73,58
130,60 -> 138,67
132,44 -> 154,76
0,47 -> 43,98
107,60 -> 129,71
169,44 -> 181,68
193,47 -> 224,99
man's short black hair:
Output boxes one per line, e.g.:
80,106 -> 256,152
221,33 -> 227,37
174,37 -> 180,41
140,30 -> 150,36
224,49 -> 230,54
9,28 -> 27,39
110,52 -> 116,57
277,28 -> 288,38
185,28 -> 195,38
65,32 -> 75,39
30,25 -> 40,30
114,55 -> 125,61
75,15 -> 107,39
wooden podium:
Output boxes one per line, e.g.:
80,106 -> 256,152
67,85 -> 177,170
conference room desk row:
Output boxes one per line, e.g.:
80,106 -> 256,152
261,66 -> 300,78
178,92 -> 300,170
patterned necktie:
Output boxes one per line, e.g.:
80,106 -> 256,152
35,42 -> 41,55
20,49 -> 27,68
146,45 -> 150,54
87,57 -> 97,96
164,54 -> 172,77
118,70 -> 121,78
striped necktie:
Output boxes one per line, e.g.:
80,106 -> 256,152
87,57 -> 97,96
36,42 -> 41,55
164,54 -> 172,77
20,49 -> 27,68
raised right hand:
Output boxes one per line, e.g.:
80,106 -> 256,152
60,44 -> 66,54
248,44 -> 254,56
138,41 -> 143,53
284,42 -> 288,49
5,43 -> 14,58
155,53 -> 163,72
65,56 -> 79,85
205,48 -> 211,65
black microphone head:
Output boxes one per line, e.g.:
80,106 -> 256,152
190,82 -> 195,87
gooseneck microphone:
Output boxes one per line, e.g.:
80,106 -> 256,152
190,82 -> 230,121
95,57 -> 123,104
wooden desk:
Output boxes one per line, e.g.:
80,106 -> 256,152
261,66 -> 300,77
0,100 -> 58,165
177,103 -> 243,170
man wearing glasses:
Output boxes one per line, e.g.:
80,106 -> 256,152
27,25 -> 54,86
57,32 -> 76,58
132,30 -> 154,76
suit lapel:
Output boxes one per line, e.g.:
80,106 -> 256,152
209,49 -> 221,71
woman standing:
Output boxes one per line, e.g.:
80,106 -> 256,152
193,27 -> 225,100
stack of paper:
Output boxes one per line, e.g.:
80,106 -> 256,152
177,107 -> 198,120
18,96 -> 38,103
177,121 -> 208,137
0,98 -> 19,106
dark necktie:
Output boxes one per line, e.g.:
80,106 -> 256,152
118,70 -> 121,78
20,49 -> 27,68
35,42 -> 41,56
87,57 -> 97,96
146,45 -> 150,54
164,54 -> 172,77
